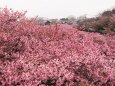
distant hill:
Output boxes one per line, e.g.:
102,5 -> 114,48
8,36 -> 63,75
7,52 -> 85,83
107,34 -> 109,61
77,8 -> 115,34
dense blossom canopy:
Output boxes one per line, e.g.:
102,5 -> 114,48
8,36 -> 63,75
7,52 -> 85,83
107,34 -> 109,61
0,8 -> 115,86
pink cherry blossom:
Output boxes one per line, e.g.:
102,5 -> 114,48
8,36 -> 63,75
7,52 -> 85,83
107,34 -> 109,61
0,8 -> 115,86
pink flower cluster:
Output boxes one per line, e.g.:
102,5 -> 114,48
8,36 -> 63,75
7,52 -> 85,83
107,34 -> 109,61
0,8 -> 115,86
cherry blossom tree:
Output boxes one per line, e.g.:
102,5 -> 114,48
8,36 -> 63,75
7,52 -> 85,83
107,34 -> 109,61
0,8 -> 115,86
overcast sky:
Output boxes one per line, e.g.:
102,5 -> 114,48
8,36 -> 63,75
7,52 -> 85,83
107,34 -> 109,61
0,0 -> 115,19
